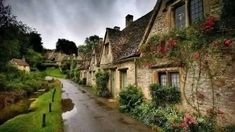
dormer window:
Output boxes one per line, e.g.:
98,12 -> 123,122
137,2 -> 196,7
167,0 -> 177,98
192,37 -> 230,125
105,43 -> 109,55
175,4 -> 185,28
190,0 -> 203,23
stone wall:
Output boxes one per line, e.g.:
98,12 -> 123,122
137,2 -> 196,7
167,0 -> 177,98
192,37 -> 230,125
184,53 -> 235,125
100,34 -> 113,66
147,0 -> 223,42
139,0 -> 235,125
110,60 -> 136,98
137,66 -> 153,100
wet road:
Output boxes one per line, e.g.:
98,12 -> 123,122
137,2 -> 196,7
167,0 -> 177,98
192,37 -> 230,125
61,79 -> 153,132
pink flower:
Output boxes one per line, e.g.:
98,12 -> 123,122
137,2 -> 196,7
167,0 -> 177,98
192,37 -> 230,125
194,52 -> 200,60
224,39 -> 233,47
167,38 -> 177,47
183,113 -> 198,125
201,16 -> 217,32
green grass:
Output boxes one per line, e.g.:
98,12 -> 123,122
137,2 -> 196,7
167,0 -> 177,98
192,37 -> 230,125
0,80 -> 63,132
44,68 -> 65,78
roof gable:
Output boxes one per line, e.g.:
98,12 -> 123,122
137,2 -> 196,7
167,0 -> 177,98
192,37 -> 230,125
111,11 -> 153,62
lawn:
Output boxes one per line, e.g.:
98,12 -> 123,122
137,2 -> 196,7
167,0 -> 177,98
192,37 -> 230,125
0,80 -> 63,132
45,68 -> 65,78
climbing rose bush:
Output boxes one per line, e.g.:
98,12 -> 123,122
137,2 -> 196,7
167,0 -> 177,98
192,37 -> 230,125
224,39 -> 233,47
201,16 -> 217,32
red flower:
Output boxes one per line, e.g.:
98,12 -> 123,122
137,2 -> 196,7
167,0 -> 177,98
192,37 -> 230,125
183,113 -> 198,125
167,38 -> 177,47
157,43 -> 169,54
194,52 -> 200,60
224,39 -> 233,47
201,16 -> 216,32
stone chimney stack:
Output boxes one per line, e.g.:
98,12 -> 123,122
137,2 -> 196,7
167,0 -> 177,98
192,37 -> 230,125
22,56 -> 26,62
126,14 -> 133,27
114,26 -> 120,31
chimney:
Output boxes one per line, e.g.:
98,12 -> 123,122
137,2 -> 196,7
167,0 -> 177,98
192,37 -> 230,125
114,26 -> 120,31
126,14 -> 133,27
22,56 -> 26,62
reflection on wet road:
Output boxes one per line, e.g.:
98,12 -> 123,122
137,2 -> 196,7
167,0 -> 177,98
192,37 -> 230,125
61,79 -> 153,132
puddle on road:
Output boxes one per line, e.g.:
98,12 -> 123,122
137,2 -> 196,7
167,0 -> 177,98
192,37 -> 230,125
62,99 -> 74,112
62,98 -> 77,120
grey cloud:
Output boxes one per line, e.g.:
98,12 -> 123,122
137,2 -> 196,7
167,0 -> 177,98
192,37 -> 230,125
7,0 -> 156,49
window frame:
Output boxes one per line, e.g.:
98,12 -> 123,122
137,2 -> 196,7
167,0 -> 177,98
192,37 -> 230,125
120,69 -> 127,89
169,72 -> 180,88
156,71 -> 180,88
189,0 -> 204,24
158,72 -> 167,86
174,3 -> 186,29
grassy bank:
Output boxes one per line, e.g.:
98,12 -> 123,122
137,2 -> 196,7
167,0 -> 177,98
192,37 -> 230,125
44,68 -> 65,79
0,80 -> 63,132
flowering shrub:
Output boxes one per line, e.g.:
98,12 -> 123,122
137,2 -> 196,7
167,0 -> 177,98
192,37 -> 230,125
201,16 -> 217,32
194,52 -> 200,60
224,39 -> 233,47
141,16 -> 235,131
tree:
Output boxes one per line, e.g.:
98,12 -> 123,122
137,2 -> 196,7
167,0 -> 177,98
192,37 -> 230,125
56,39 -> 78,55
0,0 -> 43,70
84,35 -> 100,52
77,35 -> 101,60
0,0 -> 27,68
28,32 -> 43,53
25,49 -> 43,68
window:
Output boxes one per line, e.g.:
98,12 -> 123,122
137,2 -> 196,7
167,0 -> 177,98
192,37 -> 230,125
190,0 -> 203,23
157,72 -> 180,88
175,4 -> 185,28
159,73 -> 167,86
105,43 -> 109,55
120,70 -> 127,89
170,73 -> 180,88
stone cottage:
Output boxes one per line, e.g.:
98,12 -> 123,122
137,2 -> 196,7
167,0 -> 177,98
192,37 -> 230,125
9,58 -> 30,72
100,12 -> 153,98
87,43 -> 103,86
138,0 -> 235,125
77,53 -> 91,85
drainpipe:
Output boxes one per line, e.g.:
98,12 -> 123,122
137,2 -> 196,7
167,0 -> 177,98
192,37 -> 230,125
134,58 -> 138,87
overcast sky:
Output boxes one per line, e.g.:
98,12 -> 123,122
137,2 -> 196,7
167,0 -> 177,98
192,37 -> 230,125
6,0 -> 156,49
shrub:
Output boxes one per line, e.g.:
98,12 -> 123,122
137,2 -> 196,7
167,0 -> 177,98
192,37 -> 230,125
0,73 -> 6,91
95,70 -> 110,97
150,84 -> 181,105
1,66 -> 47,94
119,85 -> 143,113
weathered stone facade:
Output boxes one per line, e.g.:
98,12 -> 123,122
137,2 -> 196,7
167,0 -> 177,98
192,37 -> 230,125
9,58 -> 30,72
139,0 -> 235,125
99,12 -> 153,98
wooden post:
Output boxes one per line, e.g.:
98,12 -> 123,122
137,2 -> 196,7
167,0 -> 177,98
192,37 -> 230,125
49,103 -> 52,112
42,113 -> 46,128
52,88 -> 56,102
